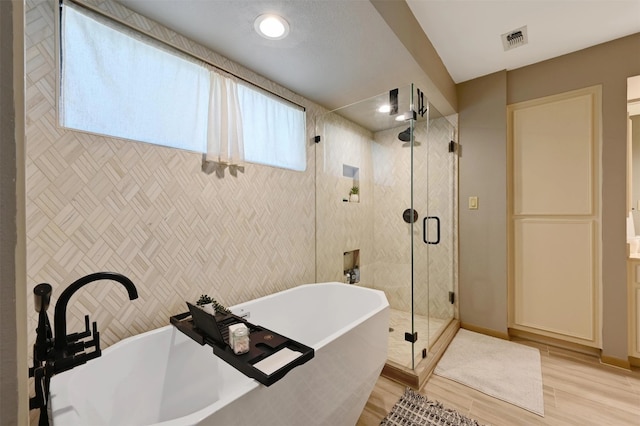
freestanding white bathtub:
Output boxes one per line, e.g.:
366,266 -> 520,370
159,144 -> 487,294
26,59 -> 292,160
50,282 -> 389,425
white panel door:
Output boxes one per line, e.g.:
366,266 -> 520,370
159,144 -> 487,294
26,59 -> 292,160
508,86 -> 601,348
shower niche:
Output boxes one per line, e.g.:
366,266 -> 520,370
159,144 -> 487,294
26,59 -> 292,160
343,249 -> 360,284
343,164 -> 360,203
315,84 -> 459,388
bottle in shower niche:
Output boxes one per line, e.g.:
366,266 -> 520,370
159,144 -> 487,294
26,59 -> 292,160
352,267 -> 360,283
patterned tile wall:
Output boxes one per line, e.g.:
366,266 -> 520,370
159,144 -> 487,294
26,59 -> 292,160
25,0 -> 324,363
315,113 -> 375,285
370,125 -> 414,311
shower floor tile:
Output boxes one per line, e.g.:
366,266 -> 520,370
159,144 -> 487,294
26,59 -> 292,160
387,308 -> 449,369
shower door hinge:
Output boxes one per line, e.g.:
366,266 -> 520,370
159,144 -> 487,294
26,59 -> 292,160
416,88 -> 427,118
389,88 -> 399,115
404,331 -> 418,343
449,291 -> 455,304
314,135 -> 321,143
448,140 -> 458,153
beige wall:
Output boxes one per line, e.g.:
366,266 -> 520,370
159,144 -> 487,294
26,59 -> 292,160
1,0 -> 28,424
457,71 -> 508,334
1,2 -> 19,422
459,34 -> 640,359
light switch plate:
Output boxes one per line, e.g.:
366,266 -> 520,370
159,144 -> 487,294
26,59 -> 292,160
469,196 -> 478,210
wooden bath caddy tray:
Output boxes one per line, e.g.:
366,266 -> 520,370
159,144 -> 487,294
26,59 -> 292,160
169,303 -> 314,387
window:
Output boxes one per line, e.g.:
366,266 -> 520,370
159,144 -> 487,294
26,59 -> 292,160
60,2 -> 306,171
60,3 -> 209,152
238,85 -> 306,171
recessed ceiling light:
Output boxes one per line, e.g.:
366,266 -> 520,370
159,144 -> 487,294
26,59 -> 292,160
254,14 -> 290,40
377,104 -> 391,113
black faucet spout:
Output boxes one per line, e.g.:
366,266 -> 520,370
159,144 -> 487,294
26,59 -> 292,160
53,272 -> 138,353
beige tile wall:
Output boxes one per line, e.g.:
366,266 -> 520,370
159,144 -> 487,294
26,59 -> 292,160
25,0 -> 324,358
315,112 -> 375,285
370,125 -> 414,311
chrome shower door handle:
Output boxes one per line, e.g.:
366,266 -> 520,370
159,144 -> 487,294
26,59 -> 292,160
423,216 -> 440,245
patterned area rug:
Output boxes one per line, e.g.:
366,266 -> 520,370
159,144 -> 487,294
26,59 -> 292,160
380,388 -> 482,426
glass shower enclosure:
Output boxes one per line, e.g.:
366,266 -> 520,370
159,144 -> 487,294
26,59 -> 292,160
315,84 -> 458,380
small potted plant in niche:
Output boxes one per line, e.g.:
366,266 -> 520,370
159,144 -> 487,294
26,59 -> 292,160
349,186 -> 359,203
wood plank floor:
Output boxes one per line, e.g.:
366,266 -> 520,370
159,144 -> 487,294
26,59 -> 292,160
357,340 -> 640,425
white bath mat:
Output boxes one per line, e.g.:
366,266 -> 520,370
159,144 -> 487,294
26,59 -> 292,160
434,329 -> 544,416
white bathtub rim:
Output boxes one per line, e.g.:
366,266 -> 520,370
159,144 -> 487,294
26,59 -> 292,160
230,282 -> 389,350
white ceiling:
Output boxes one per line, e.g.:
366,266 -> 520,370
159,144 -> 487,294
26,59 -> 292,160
118,0 -> 640,114
407,0 -> 640,84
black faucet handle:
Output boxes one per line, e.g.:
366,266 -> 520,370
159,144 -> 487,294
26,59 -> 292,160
90,321 -> 101,356
65,315 -> 92,343
80,321 -> 101,351
65,317 -> 101,355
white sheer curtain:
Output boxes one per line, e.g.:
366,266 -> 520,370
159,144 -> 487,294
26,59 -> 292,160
237,85 -> 306,172
60,3 -> 209,152
206,72 -> 245,166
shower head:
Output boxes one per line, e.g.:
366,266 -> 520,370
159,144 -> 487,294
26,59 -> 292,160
398,127 -> 411,142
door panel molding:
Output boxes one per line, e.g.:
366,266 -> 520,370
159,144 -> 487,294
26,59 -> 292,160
508,85 -> 602,348
514,219 -> 596,341
513,94 -> 595,216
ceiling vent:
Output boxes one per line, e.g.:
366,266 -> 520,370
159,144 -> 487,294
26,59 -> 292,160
501,26 -> 528,51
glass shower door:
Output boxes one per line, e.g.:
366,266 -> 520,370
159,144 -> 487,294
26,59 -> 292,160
411,100 -> 457,367
409,87 -> 428,369
428,105 -> 457,340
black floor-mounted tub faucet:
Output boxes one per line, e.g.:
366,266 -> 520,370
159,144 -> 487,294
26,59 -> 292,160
29,272 -> 138,426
